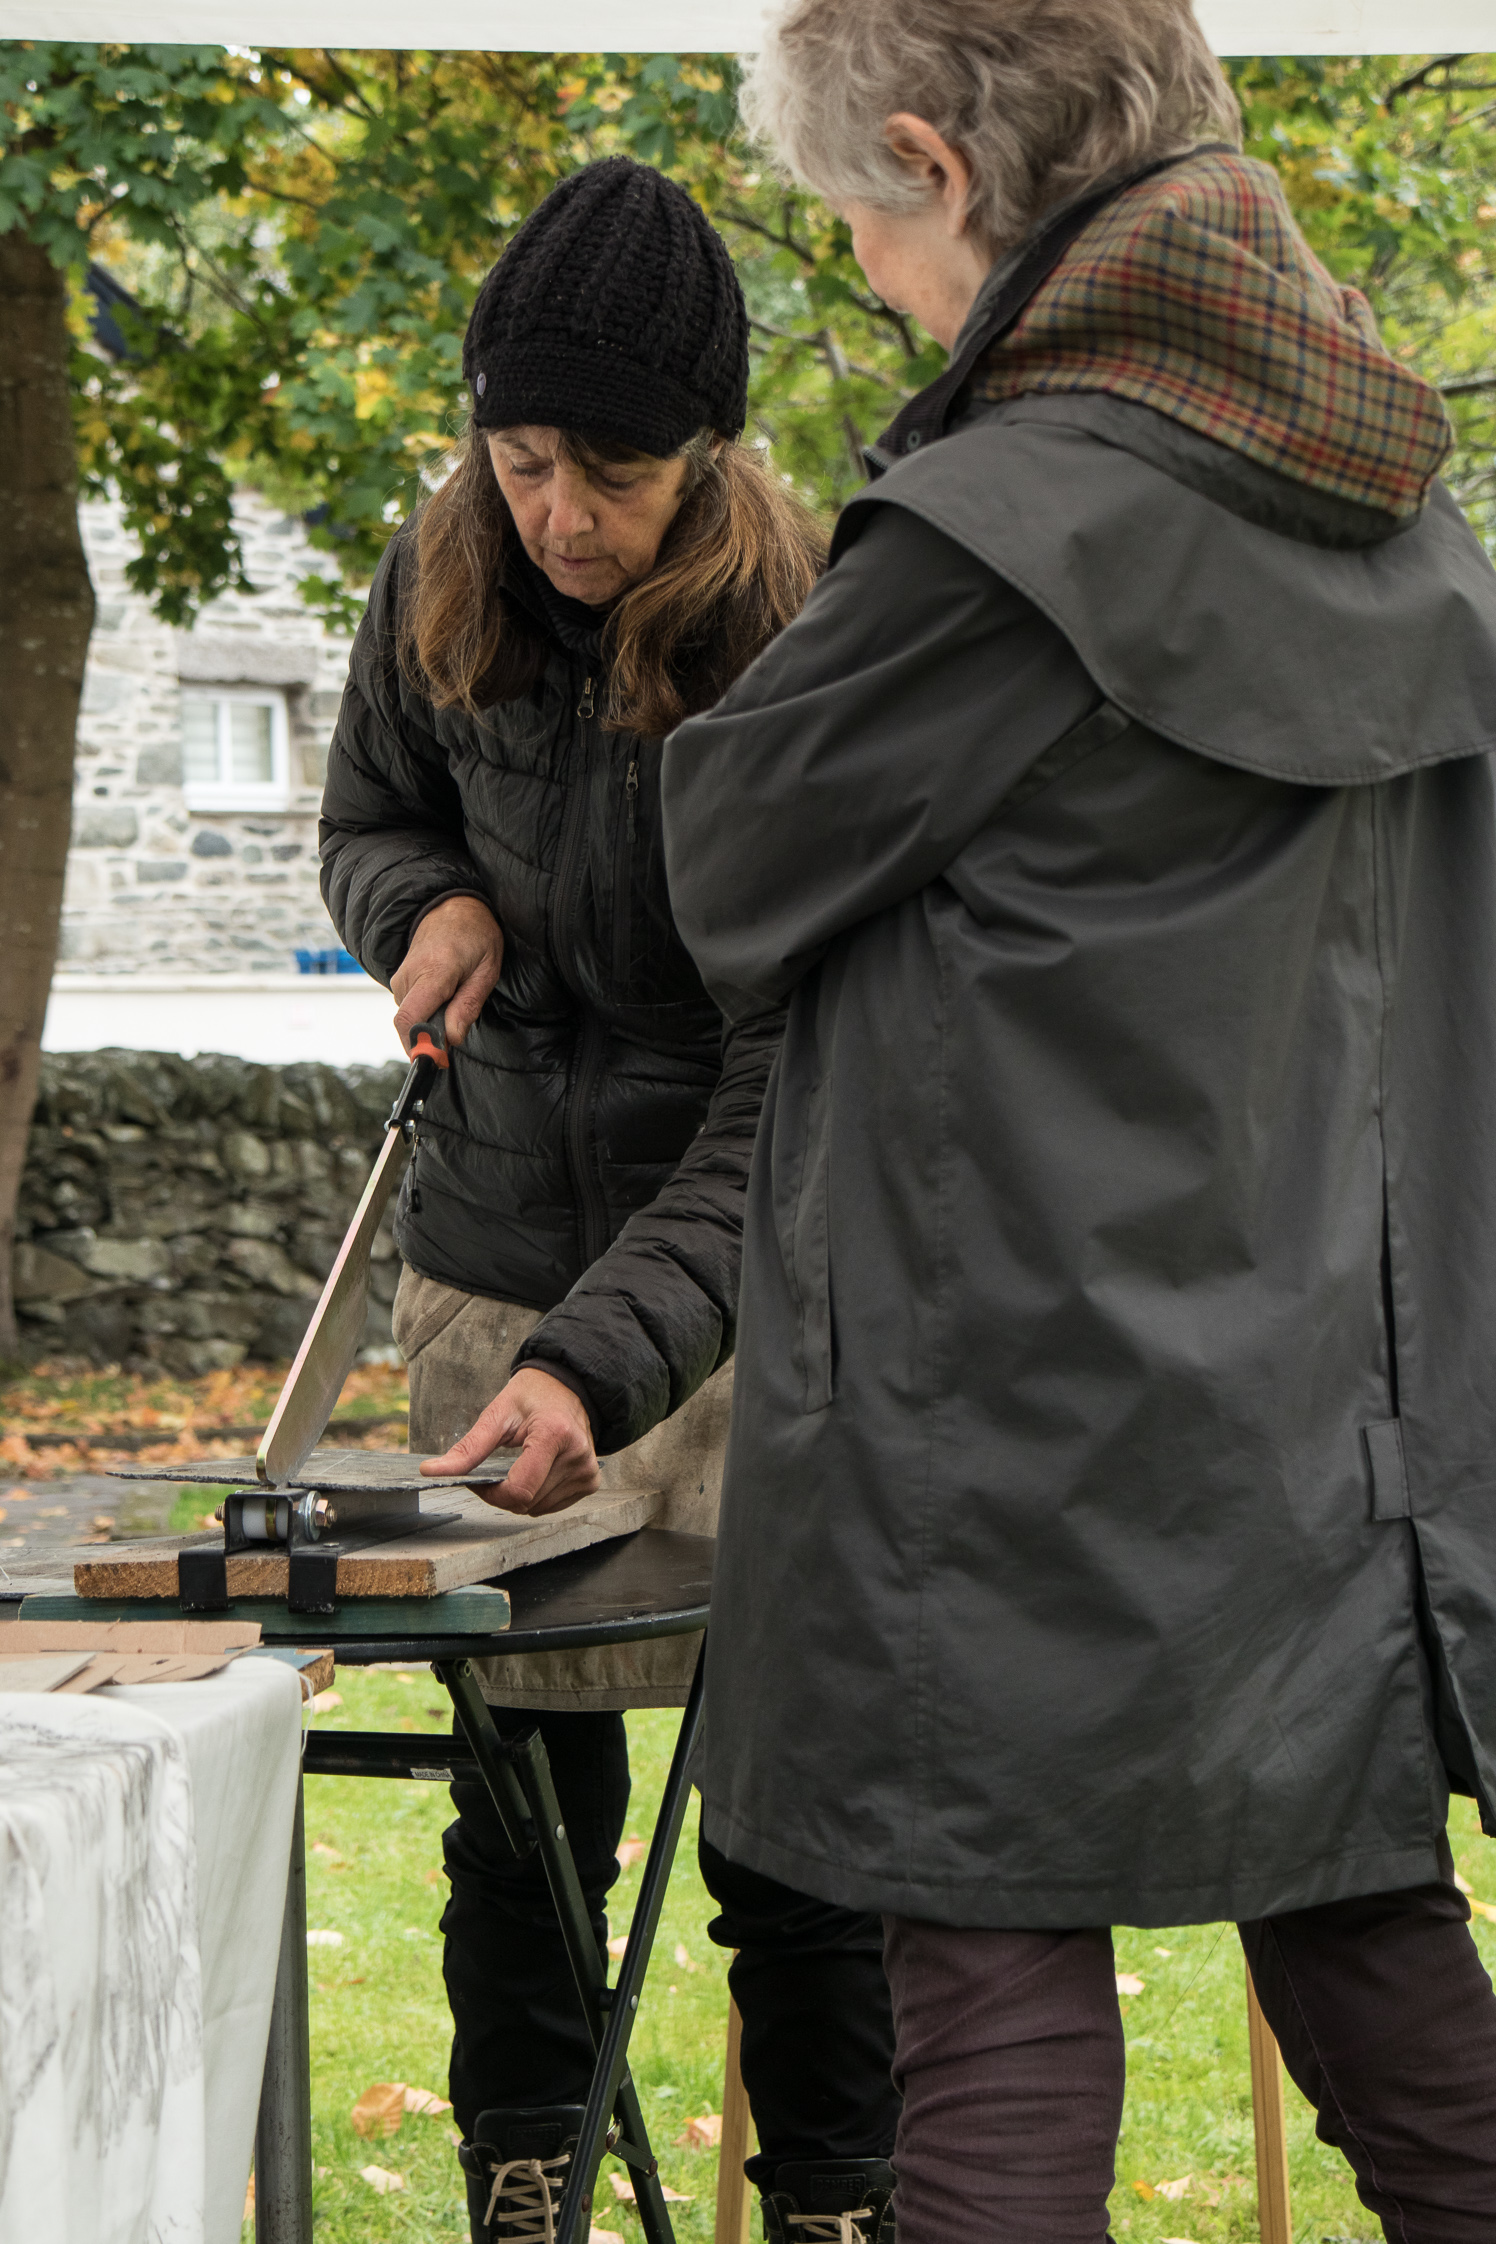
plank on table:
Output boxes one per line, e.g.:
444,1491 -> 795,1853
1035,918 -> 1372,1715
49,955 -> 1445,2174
108,1446 -> 519,1489
72,1487 -> 662,1601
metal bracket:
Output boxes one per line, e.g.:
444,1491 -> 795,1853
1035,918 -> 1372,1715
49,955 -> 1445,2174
190,1487 -> 458,1617
286,1547 -> 341,1615
178,1545 -> 230,1613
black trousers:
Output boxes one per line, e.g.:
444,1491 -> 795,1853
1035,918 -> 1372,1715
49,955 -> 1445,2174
441,1705 -> 900,2188
880,1831 -> 1496,2243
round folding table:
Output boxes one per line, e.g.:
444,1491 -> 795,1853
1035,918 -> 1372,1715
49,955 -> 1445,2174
254,1527 -> 713,2244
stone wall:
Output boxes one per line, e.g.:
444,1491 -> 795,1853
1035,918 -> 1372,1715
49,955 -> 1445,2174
62,492 -> 357,974
12,1050 -> 408,1373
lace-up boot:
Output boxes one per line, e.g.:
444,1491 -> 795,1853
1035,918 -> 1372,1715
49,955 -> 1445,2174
759,2158 -> 896,2244
459,2105 -> 588,2244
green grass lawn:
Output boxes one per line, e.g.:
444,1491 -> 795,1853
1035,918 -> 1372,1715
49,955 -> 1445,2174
271,1669 -> 1496,2243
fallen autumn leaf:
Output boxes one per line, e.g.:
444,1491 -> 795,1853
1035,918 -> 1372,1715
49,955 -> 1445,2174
675,2113 -> 722,2149
617,1837 -> 646,1867
351,2083 -> 406,2139
360,2166 -> 405,2195
1115,1973 -> 1145,1995
404,2085 -> 452,2116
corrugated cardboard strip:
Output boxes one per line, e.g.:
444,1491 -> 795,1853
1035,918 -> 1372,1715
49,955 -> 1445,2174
0,1616 -> 260,1693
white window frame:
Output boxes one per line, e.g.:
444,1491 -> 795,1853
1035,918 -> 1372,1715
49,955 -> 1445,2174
180,686 -> 293,812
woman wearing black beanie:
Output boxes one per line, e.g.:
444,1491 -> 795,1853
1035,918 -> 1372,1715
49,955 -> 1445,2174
321,158 -> 900,2244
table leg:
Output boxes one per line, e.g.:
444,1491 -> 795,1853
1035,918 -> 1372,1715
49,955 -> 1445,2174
1245,1963 -> 1292,2244
714,1995 -> 754,2244
255,1775 -> 314,2244
556,1649 -> 706,2244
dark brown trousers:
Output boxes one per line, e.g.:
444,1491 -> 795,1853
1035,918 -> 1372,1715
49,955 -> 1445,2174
882,1839 -> 1496,2243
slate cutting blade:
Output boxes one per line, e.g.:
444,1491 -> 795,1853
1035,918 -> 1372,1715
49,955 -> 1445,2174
254,1013 -> 459,1489
256,1125 -> 410,1487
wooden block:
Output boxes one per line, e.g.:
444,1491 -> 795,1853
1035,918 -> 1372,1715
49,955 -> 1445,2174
72,1488 -> 662,1602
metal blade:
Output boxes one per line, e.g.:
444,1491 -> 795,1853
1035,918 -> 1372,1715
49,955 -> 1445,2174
256,1125 -> 409,1488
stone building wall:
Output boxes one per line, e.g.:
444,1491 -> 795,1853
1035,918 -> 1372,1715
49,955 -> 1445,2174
63,493 -> 359,974
12,1050 -> 407,1373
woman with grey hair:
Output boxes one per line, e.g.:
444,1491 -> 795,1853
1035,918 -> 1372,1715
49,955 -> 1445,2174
662,0 -> 1496,2237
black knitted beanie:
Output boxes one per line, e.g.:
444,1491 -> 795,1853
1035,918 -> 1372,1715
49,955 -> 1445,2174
463,157 -> 749,457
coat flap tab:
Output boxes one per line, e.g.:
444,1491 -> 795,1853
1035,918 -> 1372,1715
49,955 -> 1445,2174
1364,1417 -> 1411,1521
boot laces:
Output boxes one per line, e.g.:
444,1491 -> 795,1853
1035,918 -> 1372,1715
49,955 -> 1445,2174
787,2209 -> 877,2244
483,2150 -> 571,2243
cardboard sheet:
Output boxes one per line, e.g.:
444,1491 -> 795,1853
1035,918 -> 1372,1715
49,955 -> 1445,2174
0,1652 -> 95,1694
0,1619 -> 262,1692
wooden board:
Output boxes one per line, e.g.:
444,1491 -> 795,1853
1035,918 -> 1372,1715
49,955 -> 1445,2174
107,1446 -> 520,1490
23,1590 -> 514,1638
73,1486 -> 662,1601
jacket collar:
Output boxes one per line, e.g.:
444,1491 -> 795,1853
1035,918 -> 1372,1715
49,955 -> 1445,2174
504,548 -> 609,666
867,146 -> 1226,477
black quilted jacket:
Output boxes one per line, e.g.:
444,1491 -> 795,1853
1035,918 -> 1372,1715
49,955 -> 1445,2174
320,530 -> 784,1453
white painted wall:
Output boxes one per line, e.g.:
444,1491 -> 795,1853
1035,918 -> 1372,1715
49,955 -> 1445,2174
0,1 -> 1470,58
43,973 -> 404,1070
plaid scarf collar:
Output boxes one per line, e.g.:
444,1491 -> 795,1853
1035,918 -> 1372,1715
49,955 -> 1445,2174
875,148 -> 1452,524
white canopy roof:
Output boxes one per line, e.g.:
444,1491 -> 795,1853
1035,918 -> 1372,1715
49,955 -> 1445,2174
0,0 -> 1487,51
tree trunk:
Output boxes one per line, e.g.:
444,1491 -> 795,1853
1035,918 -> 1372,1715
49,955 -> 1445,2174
0,235 -> 95,1360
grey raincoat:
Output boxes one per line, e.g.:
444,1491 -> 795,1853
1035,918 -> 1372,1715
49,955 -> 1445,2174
661,322 -> 1496,1924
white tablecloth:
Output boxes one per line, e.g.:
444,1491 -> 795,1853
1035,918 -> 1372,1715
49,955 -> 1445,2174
0,1658 -> 303,2244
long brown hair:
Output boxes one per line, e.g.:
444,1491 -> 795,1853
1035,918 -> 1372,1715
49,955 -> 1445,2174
399,424 -> 827,734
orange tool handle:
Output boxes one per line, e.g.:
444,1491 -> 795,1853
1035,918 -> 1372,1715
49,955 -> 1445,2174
387,1015 -> 451,1131
406,1015 -> 450,1069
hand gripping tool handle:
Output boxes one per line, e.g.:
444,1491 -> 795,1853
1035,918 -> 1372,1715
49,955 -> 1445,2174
388,1013 -> 450,1130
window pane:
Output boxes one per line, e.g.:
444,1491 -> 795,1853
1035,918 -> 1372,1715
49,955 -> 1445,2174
181,697 -> 221,785
227,702 -> 274,785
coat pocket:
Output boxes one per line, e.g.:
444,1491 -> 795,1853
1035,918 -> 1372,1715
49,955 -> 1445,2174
391,1265 -> 470,1363
774,1072 -> 835,1412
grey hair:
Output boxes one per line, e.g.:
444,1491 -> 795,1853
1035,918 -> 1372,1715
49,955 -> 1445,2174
739,0 -> 1243,256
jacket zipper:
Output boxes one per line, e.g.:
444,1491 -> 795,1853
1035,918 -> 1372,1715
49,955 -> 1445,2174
612,754 -> 639,989
552,673 -> 611,1270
